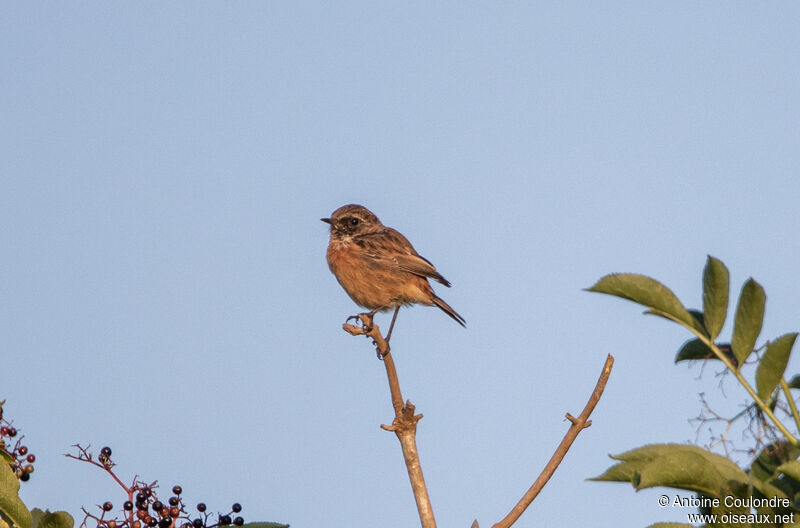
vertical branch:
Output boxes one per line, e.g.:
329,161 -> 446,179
382,345 -> 405,415
393,417 -> 435,527
343,315 -> 437,528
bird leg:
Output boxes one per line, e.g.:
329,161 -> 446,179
385,306 -> 400,343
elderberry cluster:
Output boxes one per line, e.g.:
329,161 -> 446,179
0,403 -> 36,482
73,446 -> 245,528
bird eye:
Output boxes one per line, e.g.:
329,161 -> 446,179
350,218 -> 360,226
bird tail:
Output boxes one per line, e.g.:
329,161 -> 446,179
432,295 -> 466,327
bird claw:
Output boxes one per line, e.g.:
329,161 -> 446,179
342,310 -> 388,359
345,312 -> 374,333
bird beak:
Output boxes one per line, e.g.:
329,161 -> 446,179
320,218 -> 331,224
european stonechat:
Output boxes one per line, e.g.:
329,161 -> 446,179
322,204 -> 466,336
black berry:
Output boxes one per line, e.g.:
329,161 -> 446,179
20,472 -> 30,482
219,516 -> 231,526
233,518 -> 243,527
196,504 -> 206,513
103,502 -> 113,512
100,446 -> 112,457
168,497 -> 179,506
231,504 -> 241,513
158,519 -> 171,528
124,502 -> 133,511
172,485 -> 182,495
192,519 -> 203,528
153,501 -> 164,512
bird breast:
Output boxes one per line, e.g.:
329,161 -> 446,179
326,240 -> 432,309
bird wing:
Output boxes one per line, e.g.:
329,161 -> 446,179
394,253 -> 451,287
355,228 -> 452,287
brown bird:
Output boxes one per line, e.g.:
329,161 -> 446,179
322,204 -> 465,340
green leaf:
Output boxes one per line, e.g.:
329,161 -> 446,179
675,340 -> 737,367
675,338 -> 716,363
731,278 -> 766,367
591,444 -> 748,498
0,460 -> 31,528
756,333 -> 799,401
688,309 -> 705,329
748,442 -> 800,504
702,256 -> 729,340
751,442 -> 800,481
778,460 -> 800,481
587,274 -> 705,335
0,449 -> 13,465
30,510 -> 73,528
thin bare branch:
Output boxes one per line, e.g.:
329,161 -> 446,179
342,313 -> 436,528
491,354 -> 614,528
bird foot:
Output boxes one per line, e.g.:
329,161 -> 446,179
346,312 -> 375,333
341,312 -> 389,358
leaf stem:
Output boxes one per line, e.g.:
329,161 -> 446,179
649,310 -> 799,446
692,329 -> 799,446
780,378 -> 800,435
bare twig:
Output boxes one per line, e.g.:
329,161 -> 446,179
344,316 -> 613,528
342,314 -> 436,528
488,354 -> 614,528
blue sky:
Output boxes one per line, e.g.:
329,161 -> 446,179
3,3 -> 800,527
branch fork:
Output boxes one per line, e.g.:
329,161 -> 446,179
381,401 -> 422,433
339,313 -> 614,528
